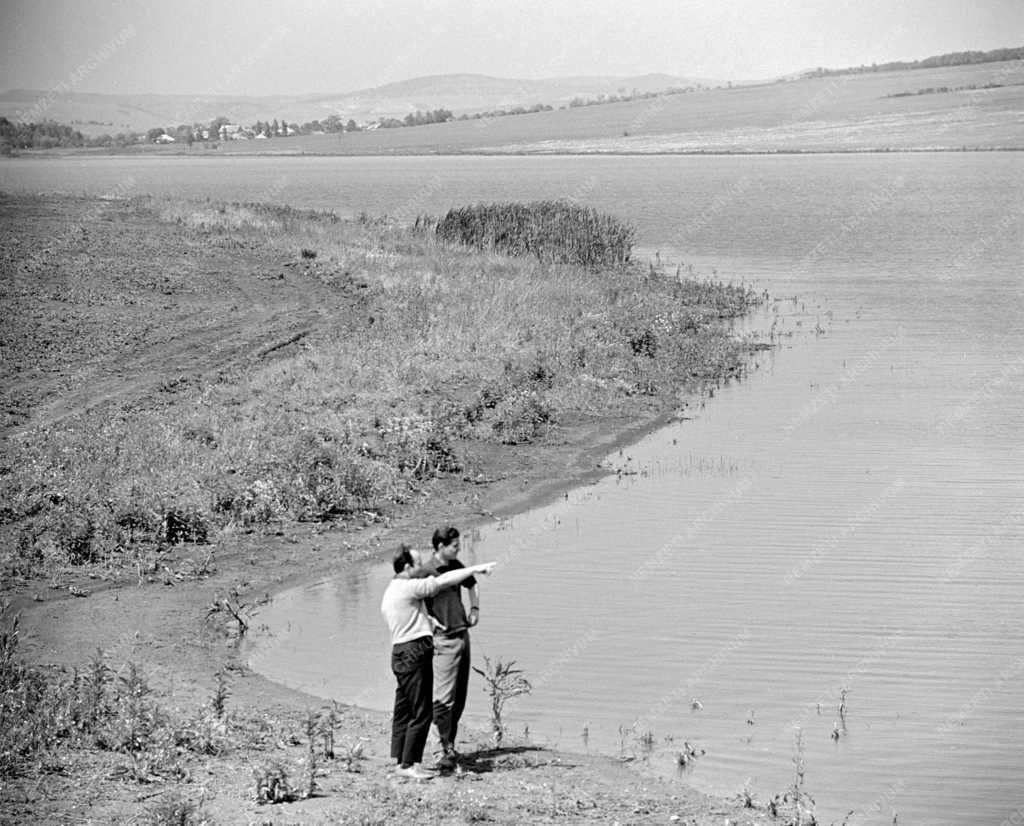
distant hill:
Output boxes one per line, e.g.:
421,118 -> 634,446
302,73 -> 723,118
0,72 -> 722,134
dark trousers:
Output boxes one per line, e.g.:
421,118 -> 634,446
390,636 -> 434,765
432,631 -> 471,749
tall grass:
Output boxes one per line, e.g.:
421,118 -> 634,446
429,200 -> 636,267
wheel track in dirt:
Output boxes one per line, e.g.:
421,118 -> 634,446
1,193 -> 375,439
8,309 -> 319,436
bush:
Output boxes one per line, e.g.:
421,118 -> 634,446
490,390 -> 553,445
435,201 -> 636,267
376,414 -> 461,478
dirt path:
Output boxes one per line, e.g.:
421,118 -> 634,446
1,194 -> 367,434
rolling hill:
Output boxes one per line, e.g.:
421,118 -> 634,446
197,59 -> 1024,155
0,72 -> 721,134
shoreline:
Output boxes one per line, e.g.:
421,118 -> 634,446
1,192 -> 775,824
5,390 -> 763,826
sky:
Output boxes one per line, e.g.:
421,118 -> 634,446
0,0 -> 1021,96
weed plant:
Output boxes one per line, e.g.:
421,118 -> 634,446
472,656 -> 532,746
142,791 -> 210,826
0,617 -> 230,780
770,728 -> 817,825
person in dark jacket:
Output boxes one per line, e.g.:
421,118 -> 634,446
426,526 -> 480,768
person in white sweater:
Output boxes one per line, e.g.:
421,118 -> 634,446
380,544 -> 496,780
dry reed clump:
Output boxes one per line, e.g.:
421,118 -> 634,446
1,198 -> 757,579
431,200 -> 637,267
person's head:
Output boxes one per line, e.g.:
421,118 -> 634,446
432,526 -> 461,562
392,543 -> 435,578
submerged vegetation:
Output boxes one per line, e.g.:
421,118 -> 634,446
0,194 -> 757,581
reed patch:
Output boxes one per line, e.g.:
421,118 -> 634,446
429,200 -> 637,267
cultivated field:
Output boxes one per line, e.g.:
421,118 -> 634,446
112,59 -> 1024,156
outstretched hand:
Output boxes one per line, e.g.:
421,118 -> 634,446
475,562 -> 497,576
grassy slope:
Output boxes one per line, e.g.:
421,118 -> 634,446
1,192 -> 757,583
116,59 -> 1024,156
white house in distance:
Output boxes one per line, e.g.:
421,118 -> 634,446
219,124 -> 253,140
155,133 -> 175,143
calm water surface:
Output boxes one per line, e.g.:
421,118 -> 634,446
6,153 -> 1023,824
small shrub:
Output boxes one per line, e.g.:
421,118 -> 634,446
491,390 -> 552,445
97,663 -> 166,753
211,668 -> 230,719
628,328 -> 658,358
254,760 -> 298,804
302,710 -> 320,798
770,729 -> 817,825
233,478 -> 288,525
182,709 -> 230,756
161,507 -> 208,545
115,506 -> 161,546
472,656 -> 532,746
3,527 -> 45,578
56,512 -> 98,564
338,737 -> 366,772
142,791 -> 209,826
286,439 -> 403,520
377,415 -> 460,478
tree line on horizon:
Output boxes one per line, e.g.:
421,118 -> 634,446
0,117 -> 86,151
802,45 -> 1023,79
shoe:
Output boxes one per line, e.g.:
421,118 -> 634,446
434,752 -> 457,771
397,764 -> 435,781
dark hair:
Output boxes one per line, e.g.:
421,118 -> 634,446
432,526 -> 460,551
392,543 -> 414,574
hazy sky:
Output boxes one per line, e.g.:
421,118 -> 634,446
1,0 -> 1020,96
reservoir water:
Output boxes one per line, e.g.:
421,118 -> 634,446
5,153 -> 1022,824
